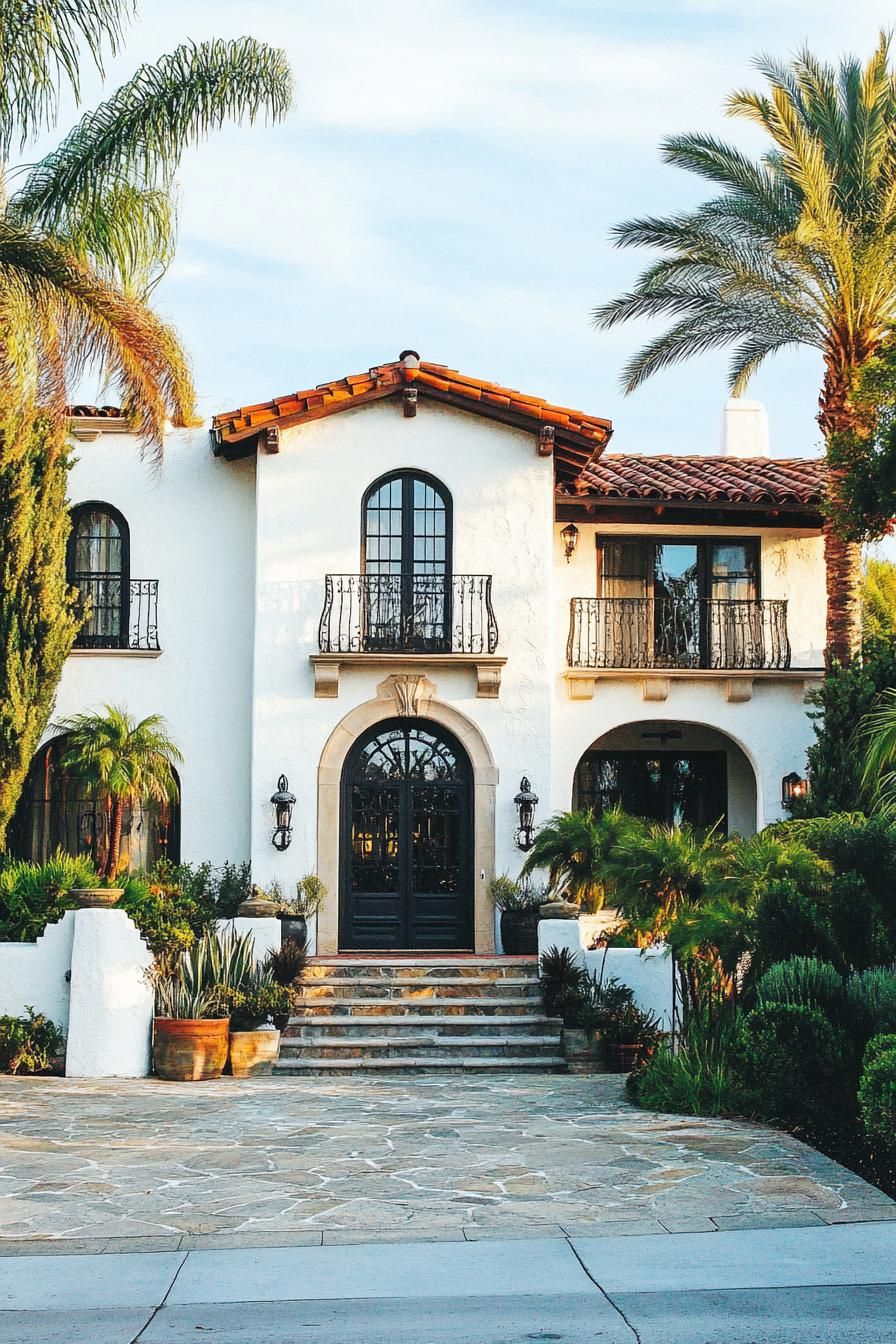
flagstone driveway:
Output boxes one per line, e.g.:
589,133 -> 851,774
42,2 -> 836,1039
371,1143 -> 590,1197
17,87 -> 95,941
0,1074 -> 892,1252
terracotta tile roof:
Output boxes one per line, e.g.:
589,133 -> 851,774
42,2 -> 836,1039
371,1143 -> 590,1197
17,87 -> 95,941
576,454 -> 826,508
67,404 -> 126,418
211,356 -> 613,481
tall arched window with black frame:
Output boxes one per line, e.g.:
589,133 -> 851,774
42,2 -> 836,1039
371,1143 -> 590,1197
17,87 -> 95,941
67,502 -> 130,649
361,471 -> 452,651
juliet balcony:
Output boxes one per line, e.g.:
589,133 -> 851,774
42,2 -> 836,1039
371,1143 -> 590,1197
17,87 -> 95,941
71,577 -> 161,653
564,596 -> 798,704
312,573 -> 504,700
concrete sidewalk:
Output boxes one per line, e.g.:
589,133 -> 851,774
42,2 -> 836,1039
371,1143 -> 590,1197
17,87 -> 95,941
2,1222 -> 896,1343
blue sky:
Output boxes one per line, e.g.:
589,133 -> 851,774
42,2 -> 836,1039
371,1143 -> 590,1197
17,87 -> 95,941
69,2 -> 885,458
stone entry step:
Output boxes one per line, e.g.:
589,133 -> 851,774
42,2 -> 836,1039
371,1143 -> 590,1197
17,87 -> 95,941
273,1055 -> 567,1075
280,956 -> 563,1075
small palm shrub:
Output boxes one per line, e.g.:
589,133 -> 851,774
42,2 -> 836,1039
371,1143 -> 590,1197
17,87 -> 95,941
740,1003 -> 852,1127
539,946 -> 588,1025
858,1035 -> 896,1164
265,938 -> 308,987
755,957 -> 847,1022
0,1009 -> 64,1074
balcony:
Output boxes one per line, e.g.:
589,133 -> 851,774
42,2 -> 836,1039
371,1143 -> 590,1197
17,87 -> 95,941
565,596 -> 797,703
72,578 -> 160,653
312,573 -> 504,699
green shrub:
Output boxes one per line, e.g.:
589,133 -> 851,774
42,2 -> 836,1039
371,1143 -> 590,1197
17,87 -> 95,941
858,1035 -> 896,1160
739,1002 -> 853,1126
755,957 -> 847,1021
751,879 -> 838,977
539,946 -> 588,1025
0,1009 -> 64,1074
226,970 -> 292,1031
628,1027 -> 744,1116
0,852 -> 98,941
847,969 -> 896,1043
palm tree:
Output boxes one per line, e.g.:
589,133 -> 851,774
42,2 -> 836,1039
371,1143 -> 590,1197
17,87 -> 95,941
520,807 -> 635,911
0,5 -> 292,847
56,706 -> 182,878
2,9 -> 293,449
593,34 -> 896,666
858,687 -> 896,815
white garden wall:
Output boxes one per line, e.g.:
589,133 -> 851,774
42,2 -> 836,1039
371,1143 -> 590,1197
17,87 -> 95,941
0,914 -> 75,1029
538,919 -> 674,1030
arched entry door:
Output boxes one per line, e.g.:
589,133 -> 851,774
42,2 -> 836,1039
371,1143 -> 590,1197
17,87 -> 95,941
340,719 -> 473,951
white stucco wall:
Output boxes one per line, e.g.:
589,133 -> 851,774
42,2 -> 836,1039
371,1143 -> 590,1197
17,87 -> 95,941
65,909 -> 154,1078
249,399 -> 556,909
0,915 -> 75,1029
538,919 -> 674,1029
51,428 -> 256,866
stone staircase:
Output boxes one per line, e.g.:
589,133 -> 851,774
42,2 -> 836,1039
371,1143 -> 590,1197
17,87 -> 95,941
275,956 -> 566,1075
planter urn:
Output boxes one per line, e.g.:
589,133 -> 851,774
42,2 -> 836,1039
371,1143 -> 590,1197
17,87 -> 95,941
278,913 -> 307,946
70,887 -> 123,909
153,1018 -> 229,1081
500,908 -> 540,956
229,1027 -> 281,1078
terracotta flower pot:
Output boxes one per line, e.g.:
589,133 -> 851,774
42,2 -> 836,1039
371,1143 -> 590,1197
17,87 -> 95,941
228,1028 -> 281,1078
71,887 -> 123,909
153,1018 -> 229,1081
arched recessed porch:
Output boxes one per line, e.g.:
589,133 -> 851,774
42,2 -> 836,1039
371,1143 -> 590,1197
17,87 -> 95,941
572,719 -> 759,835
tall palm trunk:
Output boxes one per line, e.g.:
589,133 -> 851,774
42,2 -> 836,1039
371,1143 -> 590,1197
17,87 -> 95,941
819,364 -> 869,667
106,796 -> 124,879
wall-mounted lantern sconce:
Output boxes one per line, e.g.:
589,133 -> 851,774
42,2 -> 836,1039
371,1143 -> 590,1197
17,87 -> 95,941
271,774 -> 296,850
514,777 -> 539,851
781,771 -> 808,809
561,522 -> 579,563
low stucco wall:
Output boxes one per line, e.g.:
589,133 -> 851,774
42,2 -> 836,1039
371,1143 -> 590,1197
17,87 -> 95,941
0,913 -> 75,1030
538,918 -> 674,1030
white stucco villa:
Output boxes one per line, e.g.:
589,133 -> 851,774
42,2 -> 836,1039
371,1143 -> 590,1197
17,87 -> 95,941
10,351 -> 826,957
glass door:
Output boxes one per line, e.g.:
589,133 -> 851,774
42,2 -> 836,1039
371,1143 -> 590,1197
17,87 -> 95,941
363,473 -> 450,650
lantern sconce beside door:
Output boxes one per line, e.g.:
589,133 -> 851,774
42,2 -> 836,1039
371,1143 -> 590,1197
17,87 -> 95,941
781,771 -> 808,809
271,775 -> 296,850
514,777 -> 538,851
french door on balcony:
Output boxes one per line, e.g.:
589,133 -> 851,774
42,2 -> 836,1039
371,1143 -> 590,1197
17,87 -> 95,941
362,472 -> 452,651
598,537 -> 760,668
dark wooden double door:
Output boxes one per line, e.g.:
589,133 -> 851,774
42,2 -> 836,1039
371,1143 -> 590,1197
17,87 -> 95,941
340,721 -> 473,950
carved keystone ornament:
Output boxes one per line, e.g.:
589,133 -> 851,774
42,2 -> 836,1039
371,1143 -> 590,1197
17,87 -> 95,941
376,673 -> 436,716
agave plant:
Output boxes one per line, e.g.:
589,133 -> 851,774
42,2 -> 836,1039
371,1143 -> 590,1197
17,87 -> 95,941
153,978 -> 218,1021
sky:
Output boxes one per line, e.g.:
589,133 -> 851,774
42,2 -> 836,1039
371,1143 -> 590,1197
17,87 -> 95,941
52,1 -> 889,460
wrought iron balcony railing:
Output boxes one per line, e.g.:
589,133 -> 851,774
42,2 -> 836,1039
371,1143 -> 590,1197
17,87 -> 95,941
73,578 -> 160,651
567,597 -> 790,671
319,573 -> 498,655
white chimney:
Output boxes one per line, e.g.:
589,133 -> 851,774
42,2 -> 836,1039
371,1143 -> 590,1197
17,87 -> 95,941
720,397 -> 770,458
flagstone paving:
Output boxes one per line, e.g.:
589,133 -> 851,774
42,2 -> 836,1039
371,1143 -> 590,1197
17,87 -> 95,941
0,1074 -> 892,1251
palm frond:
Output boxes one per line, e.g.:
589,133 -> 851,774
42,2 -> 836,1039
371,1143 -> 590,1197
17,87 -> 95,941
0,0 -> 131,155
14,37 -> 294,240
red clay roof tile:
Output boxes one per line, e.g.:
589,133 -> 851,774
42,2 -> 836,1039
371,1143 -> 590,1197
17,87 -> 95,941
577,454 -> 825,507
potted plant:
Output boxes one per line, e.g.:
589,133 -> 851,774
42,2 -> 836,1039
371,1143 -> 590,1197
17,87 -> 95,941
278,874 -> 326,945
539,945 -> 591,1062
263,939 -> 308,1021
151,927 -> 255,1081
152,980 -> 230,1081
491,875 -> 544,955
604,1000 -> 663,1074
226,967 -> 291,1077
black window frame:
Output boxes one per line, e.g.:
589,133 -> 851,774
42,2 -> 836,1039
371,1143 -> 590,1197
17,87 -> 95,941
574,748 -> 729,834
67,501 -> 131,650
360,470 -> 453,578
596,535 -> 761,604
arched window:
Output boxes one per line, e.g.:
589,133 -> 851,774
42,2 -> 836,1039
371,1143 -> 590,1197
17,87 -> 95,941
67,502 -> 130,648
7,735 -> 180,870
361,472 -> 452,651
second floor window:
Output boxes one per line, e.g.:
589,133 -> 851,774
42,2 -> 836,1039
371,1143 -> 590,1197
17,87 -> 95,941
599,537 -> 760,668
361,472 -> 452,651
68,503 -> 130,649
